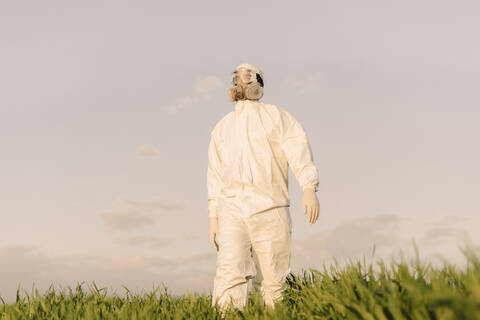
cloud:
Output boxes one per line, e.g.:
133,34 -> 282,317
136,144 -> 159,157
291,214 -> 479,273
2,214 -> 478,305
425,214 -> 470,227
119,196 -> 187,211
166,95 -> 202,114
285,73 -> 324,95
98,210 -> 154,231
97,196 -> 187,232
422,226 -> 467,245
195,76 -> 222,94
113,235 -> 172,248
165,75 -> 224,114
292,214 -> 406,270
182,231 -> 202,241
0,243 -> 216,304
172,252 -> 216,266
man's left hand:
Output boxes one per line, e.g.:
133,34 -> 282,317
302,188 -> 320,224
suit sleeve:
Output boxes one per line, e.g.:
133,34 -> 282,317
279,107 -> 319,192
207,134 -> 224,218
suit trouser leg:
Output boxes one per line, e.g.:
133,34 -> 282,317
247,206 -> 292,309
211,206 -> 256,311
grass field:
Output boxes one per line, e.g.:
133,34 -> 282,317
1,241 -> 479,319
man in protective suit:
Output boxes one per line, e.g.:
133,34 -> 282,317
207,63 -> 320,312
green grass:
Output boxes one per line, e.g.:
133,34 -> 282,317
1,241 -> 479,319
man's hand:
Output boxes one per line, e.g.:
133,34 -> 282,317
209,217 -> 219,252
302,188 -> 320,224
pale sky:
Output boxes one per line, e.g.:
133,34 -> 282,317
1,0 -> 479,303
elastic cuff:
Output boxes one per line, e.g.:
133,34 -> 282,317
302,185 -> 318,192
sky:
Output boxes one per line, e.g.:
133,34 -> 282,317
1,0 -> 479,303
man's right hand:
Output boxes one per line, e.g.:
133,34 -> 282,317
209,217 -> 219,252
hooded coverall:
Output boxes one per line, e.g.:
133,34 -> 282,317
207,99 -> 319,310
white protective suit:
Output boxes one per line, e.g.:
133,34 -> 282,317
208,80 -> 319,311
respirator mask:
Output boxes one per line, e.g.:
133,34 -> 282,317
230,65 -> 264,101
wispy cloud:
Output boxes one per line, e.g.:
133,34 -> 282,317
98,210 -> 154,231
113,235 -> 172,248
136,144 -> 160,157
284,73 -> 324,95
119,196 -> 187,212
291,214 -> 478,273
171,252 -> 216,265
195,76 -> 222,95
292,214 -> 405,270
0,243 -> 216,304
97,196 -> 187,232
420,215 -> 470,246
182,231 -> 202,241
165,75 -> 224,114
1,214 -> 478,305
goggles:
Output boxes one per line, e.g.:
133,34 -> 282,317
231,67 -> 257,86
